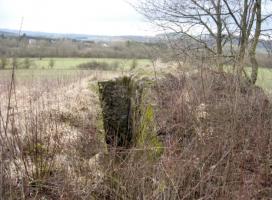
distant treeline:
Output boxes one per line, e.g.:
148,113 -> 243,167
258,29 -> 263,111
0,35 -> 167,59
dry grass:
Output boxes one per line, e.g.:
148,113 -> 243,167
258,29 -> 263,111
86,68 -> 272,199
0,66 -> 271,199
0,69 -> 122,199
152,69 -> 272,199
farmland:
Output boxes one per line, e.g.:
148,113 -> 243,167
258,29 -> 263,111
1,58 -> 272,93
224,66 -> 272,92
2,57 -> 151,69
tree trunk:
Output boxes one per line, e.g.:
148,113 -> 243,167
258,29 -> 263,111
249,0 -> 261,84
236,0 -> 249,77
215,0 -> 224,72
250,55 -> 258,84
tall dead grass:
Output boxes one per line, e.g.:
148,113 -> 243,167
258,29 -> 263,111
0,67 -> 271,199
89,68 -> 272,199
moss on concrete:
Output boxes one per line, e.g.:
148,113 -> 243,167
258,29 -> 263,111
135,104 -> 163,159
98,76 -> 163,158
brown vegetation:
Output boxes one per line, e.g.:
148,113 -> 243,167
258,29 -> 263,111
0,66 -> 271,199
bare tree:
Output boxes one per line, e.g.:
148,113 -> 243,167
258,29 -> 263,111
222,0 -> 268,84
135,0 -> 272,84
136,0 -> 227,69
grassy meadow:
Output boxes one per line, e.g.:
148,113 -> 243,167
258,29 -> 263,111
4,57 -> 151,70
255,68 -> 272,91
1,58 -> 272,92
224,65 -> 272,92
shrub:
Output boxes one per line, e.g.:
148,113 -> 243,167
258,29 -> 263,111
130,59 -> 138,70
0,56 -> 8,69
151,70 -> 272,199
49,59 -> 55,69
23,58 -> 31,69
77,61 -> 114,70
12,57 -> 18,68
112,61 -> 120,69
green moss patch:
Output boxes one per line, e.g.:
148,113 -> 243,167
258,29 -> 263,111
98,76 -> 163,158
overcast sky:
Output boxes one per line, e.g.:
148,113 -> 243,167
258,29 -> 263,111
0,0 -> 156,36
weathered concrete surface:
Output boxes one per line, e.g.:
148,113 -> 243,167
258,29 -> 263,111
98,77 -> 139,148
98,76 -> 163,160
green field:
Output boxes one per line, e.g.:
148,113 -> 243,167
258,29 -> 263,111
1,58 -> 272,92
7,58 -> 151,70
224,66 -> 272,92
255,68 -> 272,92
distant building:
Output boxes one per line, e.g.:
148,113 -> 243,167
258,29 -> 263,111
28,39 -> 37,45
102,43 -> 109,47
